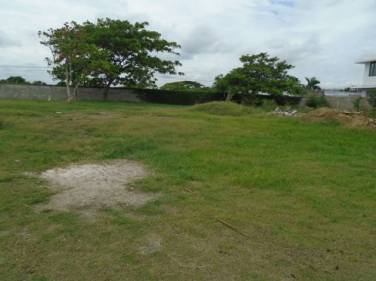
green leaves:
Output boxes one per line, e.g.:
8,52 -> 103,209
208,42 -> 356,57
160,81 -> 212,92
305,77 -> 321,91
214,52 -> 305,100
40,18 -> 182,98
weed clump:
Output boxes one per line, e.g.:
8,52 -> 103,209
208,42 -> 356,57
305,92 -> 329,108
190,101 -> 254,116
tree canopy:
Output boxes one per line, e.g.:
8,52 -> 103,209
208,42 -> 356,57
213,53 -> 304,100
160,81 -> 211,92
40,18 -> 182,100
305,77 -> 321,91
0,76 -> 47,86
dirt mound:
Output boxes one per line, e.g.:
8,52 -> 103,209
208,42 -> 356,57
191,101 -> 253,116
38,160 -> 157,215
304,108 -> 376,129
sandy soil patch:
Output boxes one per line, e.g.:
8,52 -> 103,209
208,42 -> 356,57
38,160 -> 156,213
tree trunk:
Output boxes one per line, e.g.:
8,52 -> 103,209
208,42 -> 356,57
66,84 -> 72,102
73,84 -> 79,100
65,64 -> 72,102
226,92 -> 233,101
102,80 -> 114,101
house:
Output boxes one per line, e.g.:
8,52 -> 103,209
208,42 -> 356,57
356,58 -> 376,89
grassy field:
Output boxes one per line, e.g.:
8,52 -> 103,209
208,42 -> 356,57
0,99 -> 375,281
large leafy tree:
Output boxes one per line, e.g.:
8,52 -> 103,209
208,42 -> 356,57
214,53 -> 304,101
160,81 -> 211,92
0,76 -> 46,86
0,76 -> 29,85
40,18 -> 182,100
39,22 -> 106,100
81,19 -> 182,98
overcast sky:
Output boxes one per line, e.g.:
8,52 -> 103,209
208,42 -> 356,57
0,0 -> 375,88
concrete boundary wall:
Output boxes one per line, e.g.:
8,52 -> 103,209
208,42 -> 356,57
0,84 -> 371,111
325,95 -> 370,111
0,84 -> 142,102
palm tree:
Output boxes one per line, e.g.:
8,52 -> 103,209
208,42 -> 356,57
305,77 -> 321,91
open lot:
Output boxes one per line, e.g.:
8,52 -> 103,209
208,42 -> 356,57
0,99 -> 375,281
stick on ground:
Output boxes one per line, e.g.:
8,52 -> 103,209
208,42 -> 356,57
215,218 -> 251,239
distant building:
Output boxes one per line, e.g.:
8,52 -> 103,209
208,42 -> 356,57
356,58 -> 376,89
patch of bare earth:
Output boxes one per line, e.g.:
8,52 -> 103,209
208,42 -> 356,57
37,160 -> 157,215
304,107 -> 376,129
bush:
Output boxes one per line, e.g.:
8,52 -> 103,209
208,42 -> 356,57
137,89 -> 225,105
353,96 -> 363,112
305,92 -> 329,108
232,93 -> 302,107
367,89 -> 376,112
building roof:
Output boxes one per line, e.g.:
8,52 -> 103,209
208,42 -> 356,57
356,57 -> 376,64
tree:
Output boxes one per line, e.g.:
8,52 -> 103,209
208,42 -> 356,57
0,76 -> 29,85
39,22 -> 108,101
213,53 -> 304,101
82,18 -> 182,98
160,81 -> 211,92
305,77 -> 321,91
32,81 -> 47,86
0,76 -> 48,86
40,19 -> 182,100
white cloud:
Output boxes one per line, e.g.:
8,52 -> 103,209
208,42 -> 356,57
0,0 -> 374,87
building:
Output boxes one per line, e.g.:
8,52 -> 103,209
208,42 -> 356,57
356,58 -> 376,89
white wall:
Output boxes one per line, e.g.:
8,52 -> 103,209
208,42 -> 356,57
363,62 -> 376,88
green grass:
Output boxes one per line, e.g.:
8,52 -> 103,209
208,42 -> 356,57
0,99 -> 375,281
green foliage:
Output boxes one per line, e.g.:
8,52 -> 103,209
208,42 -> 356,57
305,92 -> 329,108
0,76 -> 47,86
353,96 -> 363,112
82,19 -> 182,91
0,76 -> 28,85
213,53 -> 304,101
32,81 -> 48,86
305,77 -> 321,91
141,89 -> 225,105
367,89 -> 376,110
160,81 -> 212,92
39,21 -> 112,100
40,18 -> 182,100
258,99 -> 278,111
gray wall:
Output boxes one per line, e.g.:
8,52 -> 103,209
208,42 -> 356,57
0,84 -> 371,111
325,95 -> 370,111
0,84 -> 142,102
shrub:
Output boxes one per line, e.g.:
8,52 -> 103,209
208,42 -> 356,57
305,92 -> 329,108
367,89 -> 376,113
138,89 -> 225,105
259,99 -> 278,111
352,96 -> 363,112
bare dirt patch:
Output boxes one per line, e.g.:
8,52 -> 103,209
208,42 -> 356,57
304,107 -> 376,129
38,160 -> 157,214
